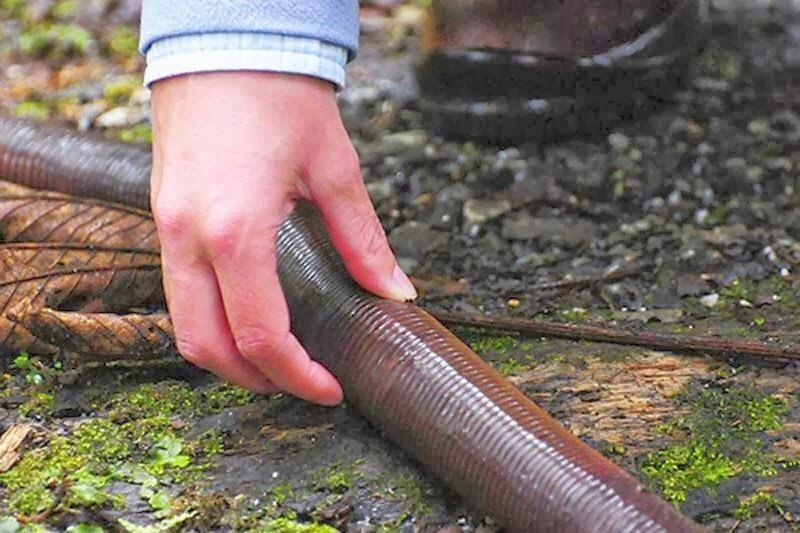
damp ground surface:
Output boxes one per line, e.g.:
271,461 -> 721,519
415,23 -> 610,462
1,1 -> 800,531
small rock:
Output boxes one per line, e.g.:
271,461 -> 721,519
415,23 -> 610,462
389,221 -> 447,261
699,293 -> 720,308
770,109 -> 800,141
502,214 -> 596,247
608,132 -> 631,150
77,102 -> 107,131
25,0 -> 53,22
462,198 -> 511,225
611,309 -> 684,323
676,274 -> 709,297
129,88 -> 151,106
95,106 -> 147,129
428,201 -> 462,230
500,212 -> 539,240
366,179 -> 394,203
373,130 -> 427,156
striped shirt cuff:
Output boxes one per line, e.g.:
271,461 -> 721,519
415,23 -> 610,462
144,32 -> 349,88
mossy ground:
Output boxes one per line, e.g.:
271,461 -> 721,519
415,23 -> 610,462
641,384 -> 793,506
0,380 -> 255,527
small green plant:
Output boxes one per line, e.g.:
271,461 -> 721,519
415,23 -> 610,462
0,0 -> 24,18
11,352 -> 44,385
560,307 -> 588,323
269,484 -> 293,505
469,334 -> 519,355
103,76 -> 139,103
734,490 -> 784,520
118,123 -> 152,144
52,0 -> 77,19
257,516 -> 337,533
19,23 -> 93,61
13,101 -> 50,120
313,461 -> 362,494
105,26 -> 139,59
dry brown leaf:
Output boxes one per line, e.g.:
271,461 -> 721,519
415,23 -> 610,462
8,302 -> 176,361
0,242 -> 162,356
0,180 -> 158,251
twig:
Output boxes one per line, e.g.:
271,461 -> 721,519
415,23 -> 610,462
526,263 -> 646,292
432,310 -> 800,362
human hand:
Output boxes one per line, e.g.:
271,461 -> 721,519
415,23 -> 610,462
150,72 -> 416,405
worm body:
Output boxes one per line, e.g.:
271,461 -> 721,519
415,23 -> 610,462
0,116 -> 702,532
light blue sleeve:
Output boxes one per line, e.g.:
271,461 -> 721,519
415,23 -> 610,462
139,1 -> 359,88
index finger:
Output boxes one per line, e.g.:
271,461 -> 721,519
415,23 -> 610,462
207,216 -> 343,406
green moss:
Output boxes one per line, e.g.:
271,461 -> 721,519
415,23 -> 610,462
19,24 -> 93,61
600,442 -> 627,456
468,334 -> 519,355
467,333 -> 568,374
66,524 -> 104,533
257,516 -> 337,533
697,48 -> 743,82
0,0 -> 24,18
269,484 -> 293,505
494,356 -> 530,376
18,392 -> 54,417
1,418 -> 130,515
106,381 -> 253,422
719,278 -> 750,301
314,462 -> 362,494
384,473 -> 431,517
105,26 -> 139,60
641,384 -> 790,504
323,471 -> 352,493
7,353 -> 62,417
119,122 -> 153,144
188,430 -> 224,458
103,77 -> 139,104
560,307 -> 588,323
642,442 -> 737,504
52,0 -> 77,20
734,490 -> 784,520
13,101 -> 50,121
1,381 -> 253,519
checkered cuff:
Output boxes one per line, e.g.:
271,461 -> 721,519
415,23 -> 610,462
144,32 -> 349,89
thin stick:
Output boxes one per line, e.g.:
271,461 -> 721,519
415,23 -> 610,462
432,310 -> 800,362
526,263 -> 646,292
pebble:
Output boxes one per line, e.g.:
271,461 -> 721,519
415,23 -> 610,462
95,106 -> 147,128
502,214 -> 596,247
129,88 -> 151,106
389,221 -> 447,261
770,109 -> 800,141
462,199 -> 511,225
608,132 -> 631,150
77,102 -> 107,131
366,178 -> 394,203
373,130 -> 428,156
699,293 -> 720,308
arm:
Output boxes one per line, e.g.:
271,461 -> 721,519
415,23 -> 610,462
140,1 -> 416,405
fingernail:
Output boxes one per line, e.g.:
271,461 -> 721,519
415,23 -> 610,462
391,264 -> 418,301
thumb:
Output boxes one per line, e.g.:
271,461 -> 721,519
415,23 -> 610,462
308,148 -> 417,302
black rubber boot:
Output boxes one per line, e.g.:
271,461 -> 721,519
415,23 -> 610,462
416,0 -> 710,144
